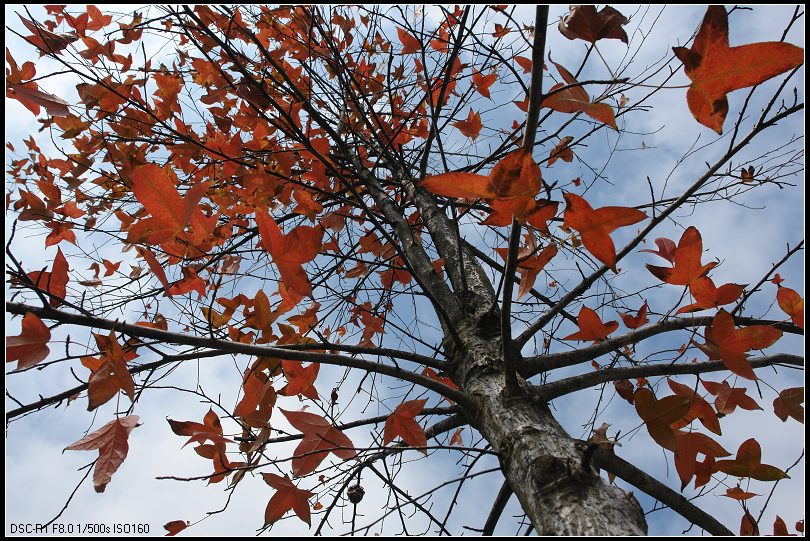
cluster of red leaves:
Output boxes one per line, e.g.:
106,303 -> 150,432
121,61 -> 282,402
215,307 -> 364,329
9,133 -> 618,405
633,386 -> 789,489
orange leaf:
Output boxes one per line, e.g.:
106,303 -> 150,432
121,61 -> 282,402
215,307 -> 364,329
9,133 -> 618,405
773,516 -> 790,536
234,368 -> 274,422
7,82 -> 70,117
634,388 -> 691,452
422,367 -> 459,404
492,23 -> 510,38
715,438 -> 789,481
563,306 -> 618,342
673,430 -> 730,488
6,312 -> 51,369
777,285 -> 804,329
280,360 -> 320,400
281,409 -> 357,477
646,226 -> 717,286
397,27 -> 421,54
676,276 -> 745,314
64,415 -> 139,492
515,56 -> 532,73
45,221 -> 77,247
614,379 -> 635,404
17,14 -> 79,55
255,212 -> 322,297
722,486 -> 759,501
697,309 -> 782,380
27,247 -> 69,307
740,510 -> 759,536
558,5 -> 629,44
668,378 -> 721,435
773,387 -> 804,424
543,63 -> 617,129
86,330 -> 135,411
135,246 -> 172,297
128,164 -> 209,245
496,235 -> 557,299
167,408 -> 233,447
262,473 -> 315,526
563,193 -> 646,271
620,302 -> 649,329
672,6 -> 804,133
640,237 -> 677,263
547,136 -> 575,166
701,380 -> 761,415
472,70 -> 498,99
383,399 -> 427,451
453,109 -> 483,140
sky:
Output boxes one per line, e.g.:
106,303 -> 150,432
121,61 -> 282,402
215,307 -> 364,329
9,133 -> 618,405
5,4 -> 805,537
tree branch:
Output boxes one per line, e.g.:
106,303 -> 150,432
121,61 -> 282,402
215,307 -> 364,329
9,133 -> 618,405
481,480 -> 513,536
514,102 -> 804,349
6,302 -> 473,414
520,316 -> 803,377
502,5 -> 549,395
589,447 -> 734,536
539,354 -> 803,400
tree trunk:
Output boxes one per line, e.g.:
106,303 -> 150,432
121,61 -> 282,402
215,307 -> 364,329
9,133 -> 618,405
448,334 -> 648,535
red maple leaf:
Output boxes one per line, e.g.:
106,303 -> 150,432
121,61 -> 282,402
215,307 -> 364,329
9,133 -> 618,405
127,164 -> 210,245
280,360 -> 320,400
472,70 -> 498,99
619,302 -> 649,330
262,473 -> 315,526
64,415 -> 139,492
84,330 -> 136,411
558,5 -> 629,44
281,409 -> 357,477
646,226 -> 717,286
696,309 -> 782,380
453,109 -> 483,140
772,387 -> 803,423
383,399 -> 427,451
563,193 -> 646,271
255,211 -> 322,298
676,276 -> 745,314
563,306 -> 618,342
715,438 -> 789,481
776,284 -> 804,329
673,6 -> 804,133
544,63 -> 617,129
6,312 -> 51,369
167,408 -> 233,447
163,521 -> 189,536
397,27 -> 421,54
27,246 -> 69,307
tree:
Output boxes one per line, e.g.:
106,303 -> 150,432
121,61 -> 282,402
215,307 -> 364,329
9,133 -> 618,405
5,4 -> 805,536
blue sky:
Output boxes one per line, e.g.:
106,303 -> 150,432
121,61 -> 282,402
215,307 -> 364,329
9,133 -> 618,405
5,4 -> 805,536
